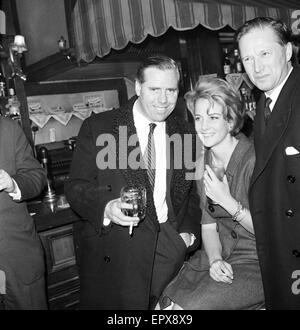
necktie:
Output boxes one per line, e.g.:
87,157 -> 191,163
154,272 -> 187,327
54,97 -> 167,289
145,123 -> 156,191
264,97 -> 272,125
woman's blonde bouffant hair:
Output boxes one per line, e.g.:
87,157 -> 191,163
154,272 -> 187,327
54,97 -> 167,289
184,77 -> 244,136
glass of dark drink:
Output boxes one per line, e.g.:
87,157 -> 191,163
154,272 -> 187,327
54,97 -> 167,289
120,185 -> 147,235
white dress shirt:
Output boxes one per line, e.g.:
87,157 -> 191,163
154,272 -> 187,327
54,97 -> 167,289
8,178 -> 21,200
133,100 -> 168,223
103,101 -> 168,225
265,67 -> 293,111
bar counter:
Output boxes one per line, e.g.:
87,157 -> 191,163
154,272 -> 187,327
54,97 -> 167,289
27,196 -> 80,309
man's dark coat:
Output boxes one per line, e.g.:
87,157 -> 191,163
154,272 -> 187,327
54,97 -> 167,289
65,97 -> 202,309
249,67 -> 300,309
0,118 -> 46,295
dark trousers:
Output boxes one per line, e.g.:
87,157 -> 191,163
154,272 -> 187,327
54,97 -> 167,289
3,268 -> 47,310
149,221 -> 187,309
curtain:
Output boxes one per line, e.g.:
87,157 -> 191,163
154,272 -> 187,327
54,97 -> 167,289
191,0 -> 300,8
70,0 -> 300,62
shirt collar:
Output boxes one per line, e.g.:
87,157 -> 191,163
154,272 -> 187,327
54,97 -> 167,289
265,67 -> 293,110
133,100 -> 165,130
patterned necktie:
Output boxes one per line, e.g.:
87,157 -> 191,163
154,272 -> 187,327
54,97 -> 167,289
264,97 -> 272,125
145,123 -> 156,191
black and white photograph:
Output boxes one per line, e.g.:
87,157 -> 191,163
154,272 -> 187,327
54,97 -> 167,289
0,0 -> 300,318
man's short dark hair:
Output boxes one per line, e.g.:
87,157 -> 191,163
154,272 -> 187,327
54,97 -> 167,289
236,17 -> 292,46
136,54 -> 180,83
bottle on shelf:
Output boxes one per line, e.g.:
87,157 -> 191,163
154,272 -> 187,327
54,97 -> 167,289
233,49 -> 243,73
240,87 -> 248,111
223,48 -> 231,76
6,88 -> 21,121
249,92 -> 256,113
240,87 -> 256,118
0,72 -> 7,98
0,71 -> 8,116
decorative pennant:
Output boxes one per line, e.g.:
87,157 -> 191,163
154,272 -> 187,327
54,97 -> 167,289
52,113 -> 73,126
72,109 -> 93,120
29,107 -> 114,129
225,73 -> 244,91
242,73 -> 255,89
30,113 -> 51,128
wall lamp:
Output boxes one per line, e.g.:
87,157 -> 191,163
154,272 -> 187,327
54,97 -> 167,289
9,35 -> 27,81
0,34 -> 28,81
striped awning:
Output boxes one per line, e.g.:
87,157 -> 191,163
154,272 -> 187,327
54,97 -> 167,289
71,0 -> 300,62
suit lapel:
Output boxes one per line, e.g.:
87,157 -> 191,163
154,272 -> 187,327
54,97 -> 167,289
251,69 -> 298,186
166,120 -> 174,195
166,114 -> 195,216
165,123 -> 175,220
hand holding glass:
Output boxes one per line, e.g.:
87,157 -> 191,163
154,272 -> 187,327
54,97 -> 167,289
120,186 -> 147,235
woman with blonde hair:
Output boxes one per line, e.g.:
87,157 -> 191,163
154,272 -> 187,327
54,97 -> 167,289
159,77 -> 265,310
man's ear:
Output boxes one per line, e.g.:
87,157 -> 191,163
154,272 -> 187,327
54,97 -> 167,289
135,80 -> 141,96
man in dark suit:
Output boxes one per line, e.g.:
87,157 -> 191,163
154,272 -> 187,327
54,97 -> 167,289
65,55 -> 201,310
237,17 -> 300,309
0,117 -> 47,309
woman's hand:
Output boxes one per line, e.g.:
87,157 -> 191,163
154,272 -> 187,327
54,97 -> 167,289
203,165 -> 231,206
209,259 -> 233,284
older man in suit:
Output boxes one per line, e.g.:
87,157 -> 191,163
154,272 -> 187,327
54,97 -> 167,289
0,117 -> 47,309
65,55 -> 202,310
237,17 -> 300,309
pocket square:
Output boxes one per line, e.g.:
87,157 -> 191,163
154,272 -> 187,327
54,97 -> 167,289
285,146 -> 300,155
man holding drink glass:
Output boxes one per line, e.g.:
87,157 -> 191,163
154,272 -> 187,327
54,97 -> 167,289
65,55 -> 201,309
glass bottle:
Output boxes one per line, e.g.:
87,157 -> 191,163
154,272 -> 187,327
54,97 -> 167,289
233,49 -> 243,73
223,48 -> 231,76
240,87 -> 248,111
249,91 -> 256,114
6,88 -> 21,120
0,72 -> 6,98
